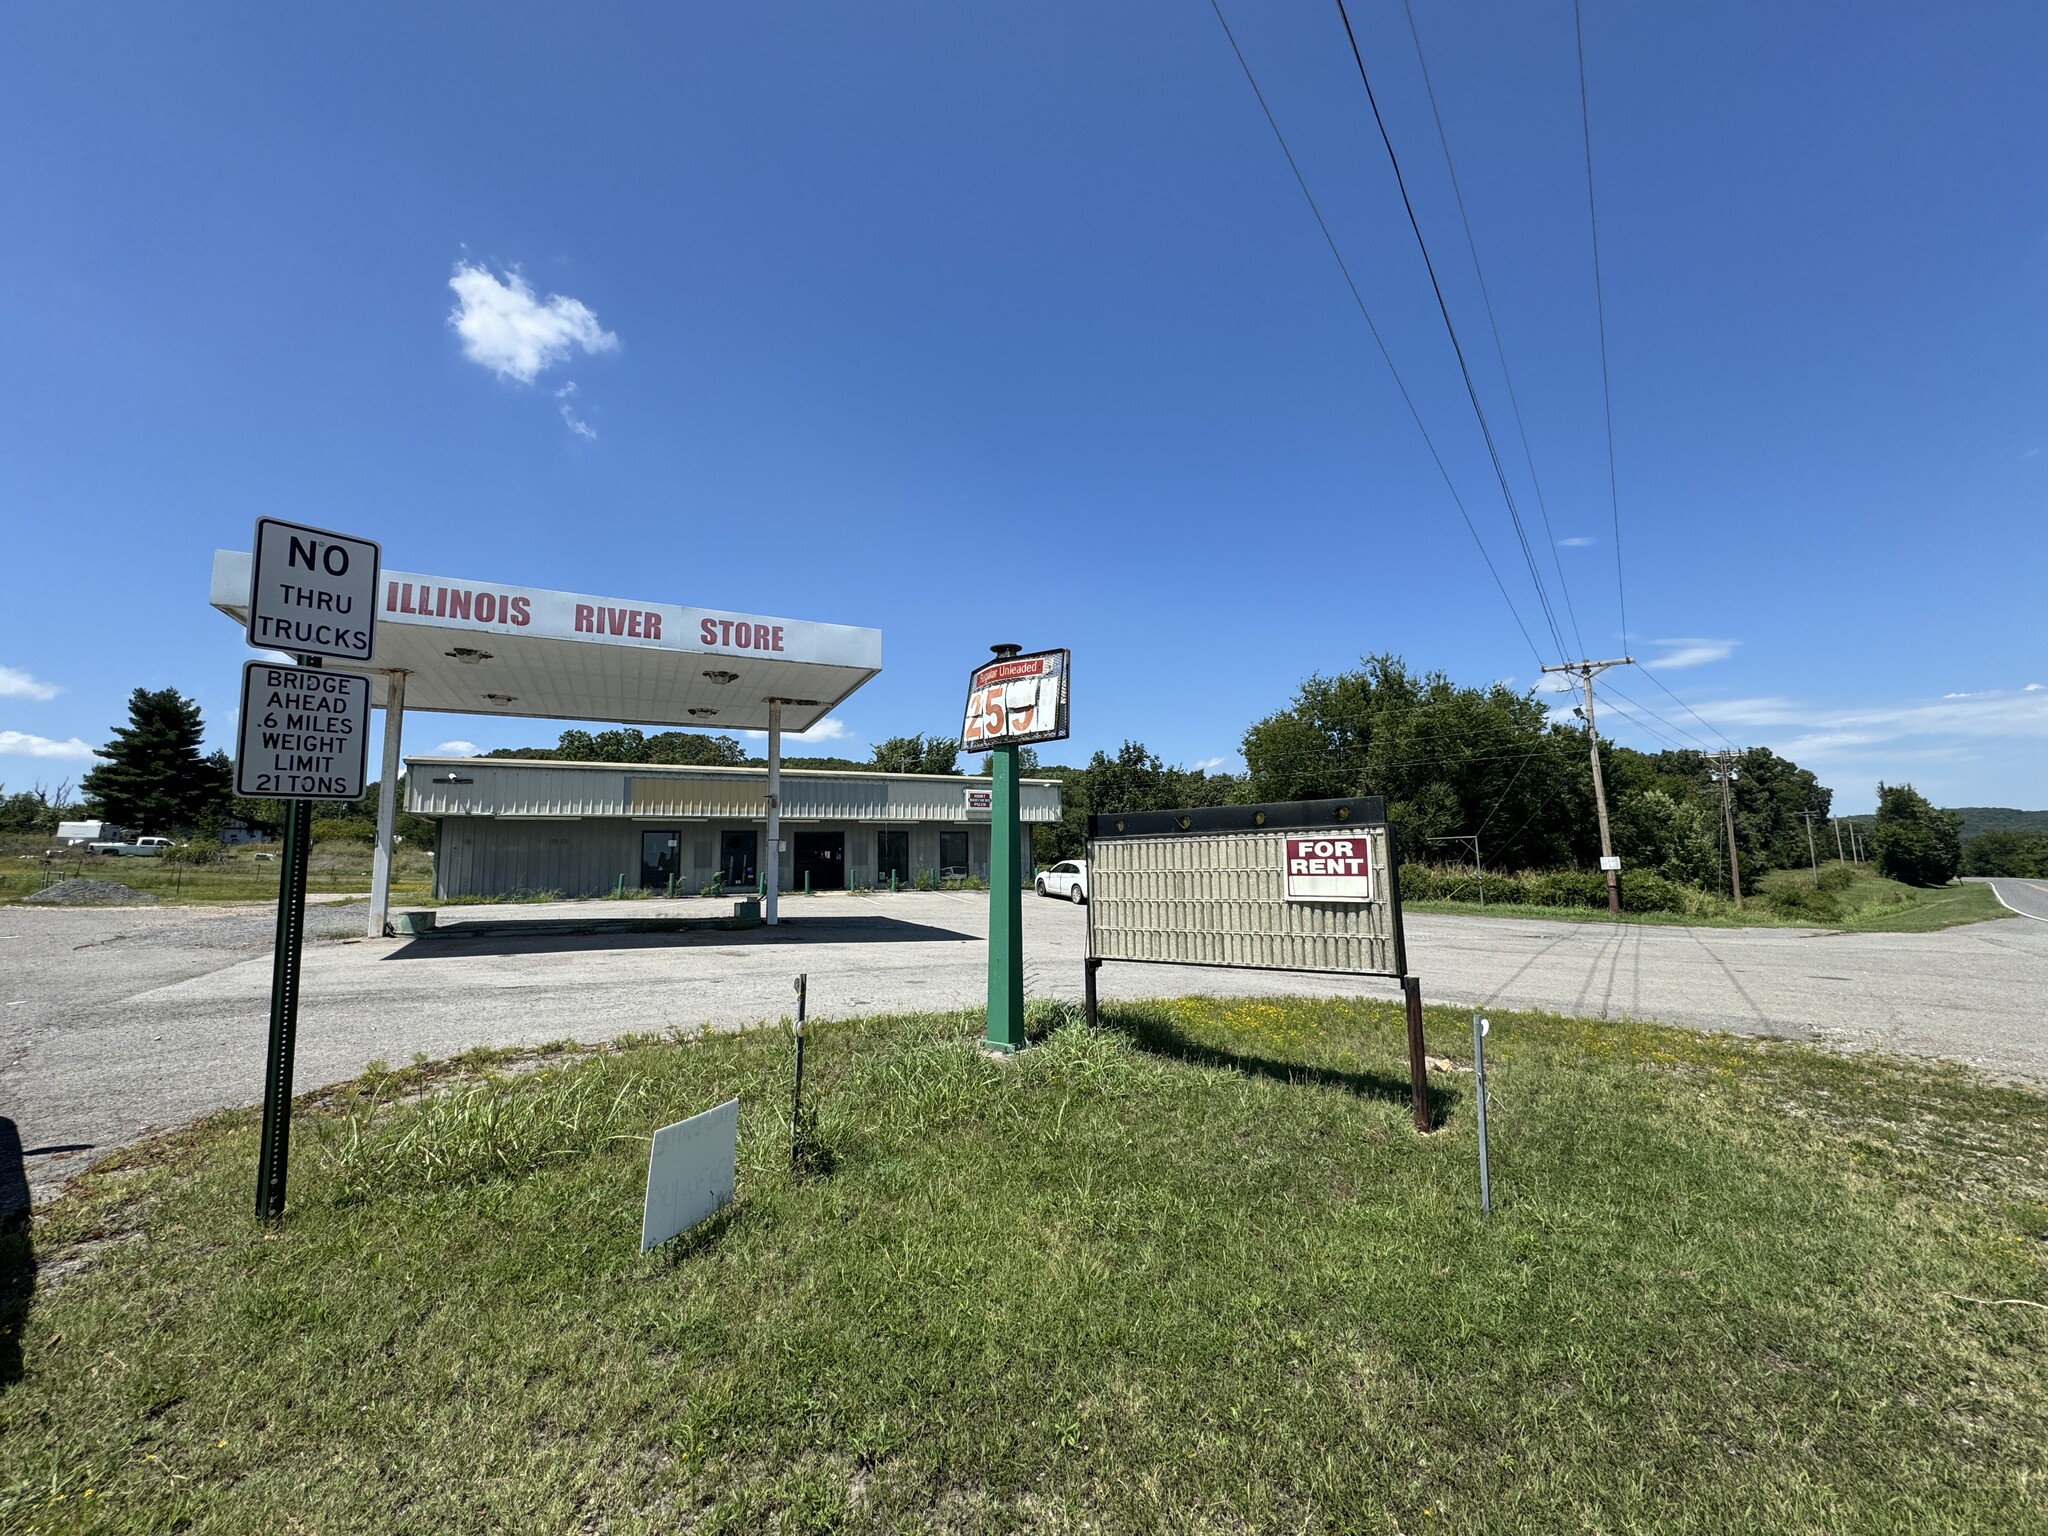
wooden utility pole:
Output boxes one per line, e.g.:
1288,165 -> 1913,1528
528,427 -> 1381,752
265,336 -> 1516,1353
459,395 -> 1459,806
1710,750 -> 1743,907
1540,656 -> 1633,916
1832,816 -> 1845,863
1797,808 -> 1821,885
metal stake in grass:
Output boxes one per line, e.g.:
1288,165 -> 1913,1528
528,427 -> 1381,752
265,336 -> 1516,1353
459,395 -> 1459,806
1472,1015 -> 1493,1215
790,972 -> 808,1171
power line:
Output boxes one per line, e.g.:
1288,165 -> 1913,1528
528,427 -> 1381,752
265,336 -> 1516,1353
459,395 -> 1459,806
1398,0 -> 1585,660
1634,660 -> 1737,751
1573,0 -> 1628,651
1330,0 -> 1571,662
1207,0 -> 1548,669
1601,680 -> 1710,752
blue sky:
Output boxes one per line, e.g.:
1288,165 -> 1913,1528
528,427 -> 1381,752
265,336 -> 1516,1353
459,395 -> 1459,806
2,2 -> 2043,812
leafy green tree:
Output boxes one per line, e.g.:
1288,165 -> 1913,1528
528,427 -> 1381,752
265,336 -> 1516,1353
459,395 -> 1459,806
1241,655 -> 1592,868
1960,830 -> 2048,878
870,735 -> 961,775
487,728 -> 744,765
80,687 -> 230,834
1870,782 -> 1962,886
0,781 -> 81,835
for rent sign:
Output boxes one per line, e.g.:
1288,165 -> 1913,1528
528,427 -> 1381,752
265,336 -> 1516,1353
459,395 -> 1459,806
235,662 -> 372,800
1284,835 -> 1375,903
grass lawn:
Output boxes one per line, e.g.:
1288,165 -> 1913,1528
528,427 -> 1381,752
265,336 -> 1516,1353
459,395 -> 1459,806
4,999 -> 2046,1534
1412,861 -> 2011,934
0,842 -> 434,907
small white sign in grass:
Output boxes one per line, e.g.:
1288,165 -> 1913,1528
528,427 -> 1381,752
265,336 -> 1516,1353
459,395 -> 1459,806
640,1098 -> 739,1252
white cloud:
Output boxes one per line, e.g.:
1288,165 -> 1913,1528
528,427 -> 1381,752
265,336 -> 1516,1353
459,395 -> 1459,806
744,718 -> 854,745
1191,756 -> 1232,773
555,381 -> 596,440
1557,536 -> 1596,547
0,731 -> 98,760
1695,685 -> 2048,754
432,739 -> 482,757
0,666 -> 60,701
1644,637 -> 1737,669
448,262 -> 617,384
2027,683 -> 2044,692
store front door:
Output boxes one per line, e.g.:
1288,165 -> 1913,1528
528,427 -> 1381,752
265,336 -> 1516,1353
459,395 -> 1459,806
720,830 -> 758,888
793,831 -> 846,891
640,829 -> 682,892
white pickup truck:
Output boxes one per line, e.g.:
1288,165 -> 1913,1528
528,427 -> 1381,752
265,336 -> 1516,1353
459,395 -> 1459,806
88,837 -> 175,857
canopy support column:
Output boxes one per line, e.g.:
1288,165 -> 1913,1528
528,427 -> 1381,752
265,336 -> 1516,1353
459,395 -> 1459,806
368,670 -> 407,938
764,699 -> 781,926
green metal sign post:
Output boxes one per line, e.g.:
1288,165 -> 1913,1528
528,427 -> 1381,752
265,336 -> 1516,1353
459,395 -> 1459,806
959,642 -> 1069,1054
254,784 -> 315,1220
984,742 -> 1025,1052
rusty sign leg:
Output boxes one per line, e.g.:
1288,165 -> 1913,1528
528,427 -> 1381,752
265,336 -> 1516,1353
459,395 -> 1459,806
1083,957 -> 1101,1031
1402,975 -> 1430,1133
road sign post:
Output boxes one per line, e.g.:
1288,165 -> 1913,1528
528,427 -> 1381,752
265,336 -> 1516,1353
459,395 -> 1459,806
960,644 -> 1069,1054
238,518 -> 381,1220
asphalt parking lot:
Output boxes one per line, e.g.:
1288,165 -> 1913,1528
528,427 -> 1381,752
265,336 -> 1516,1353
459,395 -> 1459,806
4,884 -> 2046,1202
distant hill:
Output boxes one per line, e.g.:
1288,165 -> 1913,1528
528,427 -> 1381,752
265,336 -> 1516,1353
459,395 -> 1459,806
1949,807 -> 2048,842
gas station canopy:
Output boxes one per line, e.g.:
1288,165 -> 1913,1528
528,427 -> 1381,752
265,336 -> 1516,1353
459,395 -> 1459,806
209,550 -> 882,732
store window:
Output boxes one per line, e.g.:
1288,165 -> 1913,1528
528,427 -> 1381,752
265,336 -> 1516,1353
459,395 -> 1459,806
939,830 -> 970,880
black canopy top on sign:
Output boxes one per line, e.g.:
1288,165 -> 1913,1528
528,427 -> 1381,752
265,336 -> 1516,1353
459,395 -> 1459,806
1088,796 -> 1387,842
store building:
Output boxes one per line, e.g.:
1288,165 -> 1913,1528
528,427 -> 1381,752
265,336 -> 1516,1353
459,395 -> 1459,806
406,755 -> 1063,900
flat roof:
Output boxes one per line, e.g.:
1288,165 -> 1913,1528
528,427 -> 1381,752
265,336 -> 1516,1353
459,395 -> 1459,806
210,550 -> 881,733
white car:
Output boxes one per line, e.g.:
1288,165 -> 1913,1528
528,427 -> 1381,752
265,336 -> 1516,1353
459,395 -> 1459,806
1036,860 -> 1088,903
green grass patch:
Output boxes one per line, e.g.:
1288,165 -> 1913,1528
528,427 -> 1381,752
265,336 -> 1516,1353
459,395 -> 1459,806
4,1001 -> 2046,1533
1413,859 -> 2012,933
0,843 -> 435,907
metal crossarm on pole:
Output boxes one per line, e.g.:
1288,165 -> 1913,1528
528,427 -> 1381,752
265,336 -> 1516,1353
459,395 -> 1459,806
1539,656 -> 1633,915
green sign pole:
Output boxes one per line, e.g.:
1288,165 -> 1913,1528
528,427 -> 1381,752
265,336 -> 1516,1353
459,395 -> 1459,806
253,654 -> 321,1220
984,741 -> 1025,1051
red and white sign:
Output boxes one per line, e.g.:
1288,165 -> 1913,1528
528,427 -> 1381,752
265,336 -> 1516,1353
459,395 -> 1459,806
960,648 -> 1070,751
1284,835 -> 1375,903
965,786 -> 993,812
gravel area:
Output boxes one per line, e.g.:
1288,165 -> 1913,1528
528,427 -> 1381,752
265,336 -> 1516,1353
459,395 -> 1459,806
22,879 -> 158,906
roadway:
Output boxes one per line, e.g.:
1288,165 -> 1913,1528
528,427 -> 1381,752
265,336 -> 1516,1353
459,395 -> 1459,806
5,889 -> 2046,1203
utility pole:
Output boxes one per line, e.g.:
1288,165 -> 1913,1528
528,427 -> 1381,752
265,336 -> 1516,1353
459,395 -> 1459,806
1832,816 -> 1845,863
1709,750 -> 1743,907
1425,833 -> 1483,905
1797,808 -> 1821,886
1540,656 -> 1633,916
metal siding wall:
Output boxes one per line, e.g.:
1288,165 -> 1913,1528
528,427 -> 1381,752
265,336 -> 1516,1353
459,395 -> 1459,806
1089,827 -> 1395,975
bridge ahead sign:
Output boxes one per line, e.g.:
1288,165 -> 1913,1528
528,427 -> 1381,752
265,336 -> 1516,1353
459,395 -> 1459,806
235,662 -> 371,801
246,516 -> 381,662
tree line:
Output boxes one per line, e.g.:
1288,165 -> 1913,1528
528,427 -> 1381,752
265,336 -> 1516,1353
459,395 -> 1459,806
1,666 -> 1992,889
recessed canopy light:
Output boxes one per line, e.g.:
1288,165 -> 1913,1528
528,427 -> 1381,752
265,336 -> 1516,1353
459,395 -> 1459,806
445,647 -> 494,664
481,693 -> 516,705
702,670 -> 740,685
688,708 -> 718,717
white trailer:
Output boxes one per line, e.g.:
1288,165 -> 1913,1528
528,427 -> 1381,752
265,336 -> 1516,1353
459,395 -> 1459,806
57,820 -> 126,846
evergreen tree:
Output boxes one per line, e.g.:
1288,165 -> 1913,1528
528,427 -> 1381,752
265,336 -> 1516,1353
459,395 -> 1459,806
1870,782 -> 1962,887
81,687 -> 231,834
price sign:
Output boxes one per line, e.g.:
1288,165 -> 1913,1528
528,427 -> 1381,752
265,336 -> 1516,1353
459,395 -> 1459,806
960,647 -> 1069,751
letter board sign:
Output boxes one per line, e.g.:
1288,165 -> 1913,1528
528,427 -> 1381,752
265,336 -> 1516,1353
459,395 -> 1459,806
960,648 -> 1069,751
235,661 -> 373,800
1087,799 -> 1400,978
247,517 -> 381,662
1284,835 -> 1374,902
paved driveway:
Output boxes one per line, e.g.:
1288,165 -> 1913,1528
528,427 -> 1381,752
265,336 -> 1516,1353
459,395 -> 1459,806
4,891 -> 2045,1201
